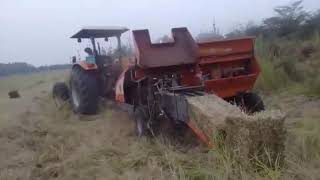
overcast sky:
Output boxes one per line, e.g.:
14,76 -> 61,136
0,0 -> 319,66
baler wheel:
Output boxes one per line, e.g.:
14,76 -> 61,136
242,92 -> 265,114
70,66 -> 99,114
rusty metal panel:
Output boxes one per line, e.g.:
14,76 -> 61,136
197,37 -> 255,60
133,28 -> 198,68
204,73 -> 258,98
195,37 -> 260,98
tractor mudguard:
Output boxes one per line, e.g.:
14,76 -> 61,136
115,69 -> 126,103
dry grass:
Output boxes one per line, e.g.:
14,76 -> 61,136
0,71 -> 319,180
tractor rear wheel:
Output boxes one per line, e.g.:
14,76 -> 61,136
70,66 -> 99,114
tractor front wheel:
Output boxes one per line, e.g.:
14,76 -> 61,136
70,66 -> 99,114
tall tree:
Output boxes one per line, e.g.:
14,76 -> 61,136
263,0 -> 309,37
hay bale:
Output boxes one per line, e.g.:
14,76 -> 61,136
8,90 -> 20,99
187,94 -> 243,136
187,94 -> 286,167
224,112 -> 286,166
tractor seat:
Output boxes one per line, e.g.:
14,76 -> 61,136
133,27 -> 198,68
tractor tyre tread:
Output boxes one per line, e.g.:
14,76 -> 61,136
243,92 -> 265,113
70,66 -> 99,114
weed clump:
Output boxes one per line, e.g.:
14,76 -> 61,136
8,90 -> 20,98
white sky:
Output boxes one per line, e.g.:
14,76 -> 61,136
0,0 -> 319,66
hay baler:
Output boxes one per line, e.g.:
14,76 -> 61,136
115,27 -> 264,140
54,26 -> 264,145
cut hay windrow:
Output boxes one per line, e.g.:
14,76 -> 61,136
187,94 -> 286,166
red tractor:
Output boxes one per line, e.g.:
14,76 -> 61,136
53,26 -> 264,143
67,26 -> 129,114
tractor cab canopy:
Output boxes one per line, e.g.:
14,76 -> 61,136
71,26 -> 129,63
71,26 -> 129,39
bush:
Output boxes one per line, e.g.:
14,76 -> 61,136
255,58 -> 290,92
8,90 -> 20,98
254,32 -> 320,96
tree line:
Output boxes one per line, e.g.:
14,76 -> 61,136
195,1 -> 319,41
226,0 -> 320,39
0,62 -> 71,77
